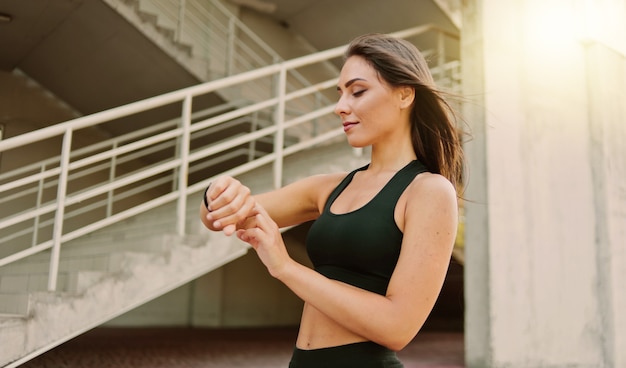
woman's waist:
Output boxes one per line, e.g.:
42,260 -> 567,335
296,303 -> 368,350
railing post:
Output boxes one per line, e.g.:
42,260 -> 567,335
172,129 -> 181,192
273,67 -> 287,189
437,30 -> 446,86
176,95 -> 193,236
48,128 -> 73,292
32,164 -> 46,247
226,17 -> 236,76
313,93 -> 322,137
177,0 -> 187,43
107,141 -> 117,217
248,111 -> 258,162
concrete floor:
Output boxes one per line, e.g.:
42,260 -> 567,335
21,327 -> 464,367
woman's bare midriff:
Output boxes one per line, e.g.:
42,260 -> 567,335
295,302 -> 368,350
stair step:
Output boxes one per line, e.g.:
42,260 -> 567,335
0,251 -> 169,293
0,314 -> 27,367
67,271 -> 107,294
0,255 -> 112,276
0,270 -> 106,299
131,0 -> 193,57
0,314 -> 26,320
0,238 -> 242,315
107,250 -> 168,273
0,293 -> 30,316
0,233 -> 201,296
0,232 -> 185,279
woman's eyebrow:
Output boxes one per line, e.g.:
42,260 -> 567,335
336,77 -> 366,91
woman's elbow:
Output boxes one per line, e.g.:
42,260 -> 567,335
378,317 -> 426,351
382,334 -> 416,352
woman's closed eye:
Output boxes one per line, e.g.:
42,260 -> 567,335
353,89 -> 366,97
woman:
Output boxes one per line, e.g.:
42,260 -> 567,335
200,33 -> 464,367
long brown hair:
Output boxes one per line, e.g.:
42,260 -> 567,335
344,33 -> 464,188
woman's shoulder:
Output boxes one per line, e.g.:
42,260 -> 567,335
398,172 -> 458,233
407,172 -> 457,203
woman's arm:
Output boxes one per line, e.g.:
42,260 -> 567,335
199,173 -> 345,235
238,173 -> 458,351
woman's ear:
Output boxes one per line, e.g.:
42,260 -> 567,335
398,86 -> 415,109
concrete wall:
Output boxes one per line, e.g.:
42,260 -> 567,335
0,70 -> 80,172
462,1 -> 625,367
584,41 -> 626,368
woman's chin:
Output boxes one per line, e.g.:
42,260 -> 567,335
345,136 -> 369,148
347,141 -> 368,149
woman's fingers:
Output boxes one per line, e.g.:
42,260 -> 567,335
236,226 -> 261,246
236,205 -> 289,278
205,176 -> 255,234
212,196 -> 256,234
236,206 -> 271,244
252,203 -> 271,219
202,176 -> 277,245
206,177 -> 250,212
204,176 -> 232,211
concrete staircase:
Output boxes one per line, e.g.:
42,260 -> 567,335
0,141 -> 368,367
0,202 -> 249,366
102,0 -> 202,79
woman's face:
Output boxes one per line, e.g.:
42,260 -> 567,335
335,56 -> 411,148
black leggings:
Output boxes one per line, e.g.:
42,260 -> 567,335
288,341 -> 404,368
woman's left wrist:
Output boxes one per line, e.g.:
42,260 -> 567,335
271,258 -> 296,281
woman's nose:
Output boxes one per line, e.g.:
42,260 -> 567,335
334,95 -> 350,116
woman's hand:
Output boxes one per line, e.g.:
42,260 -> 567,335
202,175 -> 256,236
236,204 -> 293,278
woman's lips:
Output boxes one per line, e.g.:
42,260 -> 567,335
343,122 -> 358,132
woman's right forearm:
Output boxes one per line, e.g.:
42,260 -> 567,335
199,173 -> 338,234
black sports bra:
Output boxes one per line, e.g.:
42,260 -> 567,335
306,160 -> 428,295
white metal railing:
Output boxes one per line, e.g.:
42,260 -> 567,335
0,108 -> 253,247
0,24 -> 459,292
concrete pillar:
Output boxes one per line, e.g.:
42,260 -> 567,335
583,41 -> 626,368
461,1 -> 626,367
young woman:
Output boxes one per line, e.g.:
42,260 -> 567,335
200,33 -> 464,368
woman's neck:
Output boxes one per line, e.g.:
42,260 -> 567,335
368,143 -> 416,173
